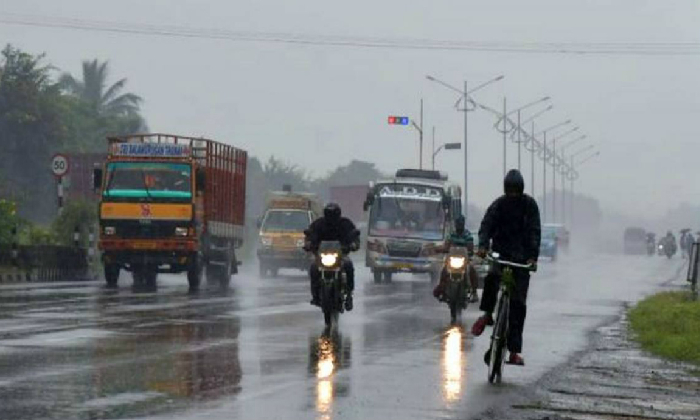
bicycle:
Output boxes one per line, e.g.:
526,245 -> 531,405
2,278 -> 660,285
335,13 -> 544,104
484,253 -> 537,384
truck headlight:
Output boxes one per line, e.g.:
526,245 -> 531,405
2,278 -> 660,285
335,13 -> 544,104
104,226 -> 116,236
296,239 -> 305,248
175,227 -> 189,237
261,236 -> 272,247
320,253 -> 339,268
449,256 -> 466,269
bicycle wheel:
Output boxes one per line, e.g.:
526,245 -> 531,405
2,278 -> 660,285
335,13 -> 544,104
488,294 -> 509,384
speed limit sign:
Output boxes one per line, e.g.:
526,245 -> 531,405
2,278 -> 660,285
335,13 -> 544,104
51,154 -> 70,177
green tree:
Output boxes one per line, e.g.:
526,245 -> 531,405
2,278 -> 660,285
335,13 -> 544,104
51,199 -> 97,247
0,45 -> 65,222
0,199 -> 19,245
59,59 -> 142,118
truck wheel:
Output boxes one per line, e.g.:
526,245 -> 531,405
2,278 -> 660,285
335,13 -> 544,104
383,271 -> 393,283
104,264 -> 119,288
373,270 -> 382,283
144,269 -> 158,291
270,267 -> 279,278
219,259 -> 232,289
132,268 -> 145,287
187,256 -> 203,291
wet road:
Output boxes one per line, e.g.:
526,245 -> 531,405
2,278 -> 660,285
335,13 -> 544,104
0,252 -> 683,420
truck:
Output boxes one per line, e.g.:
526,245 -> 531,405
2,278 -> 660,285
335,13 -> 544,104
363,169 -> 462,283
257,188 -> 322,277
94,134 -> 247,290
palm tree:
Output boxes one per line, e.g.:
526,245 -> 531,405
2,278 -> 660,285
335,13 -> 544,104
60,59 -> 142,117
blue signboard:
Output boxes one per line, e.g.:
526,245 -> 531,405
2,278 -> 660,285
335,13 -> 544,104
112,143 -> 191,158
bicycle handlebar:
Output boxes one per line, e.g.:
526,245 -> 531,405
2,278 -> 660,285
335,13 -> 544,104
486,254 -> 537,271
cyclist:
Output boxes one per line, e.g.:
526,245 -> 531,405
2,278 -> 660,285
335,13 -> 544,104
473,169 -> 541,366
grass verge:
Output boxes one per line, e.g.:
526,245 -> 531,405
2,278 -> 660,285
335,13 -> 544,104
629,291 -> 700,365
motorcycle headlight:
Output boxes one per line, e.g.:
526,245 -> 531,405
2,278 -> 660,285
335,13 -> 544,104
320,253 -> 339,268
104,226 -> 116,236
261,236 -> 272,247
296,239 -> 305,248
175,227 -> 189,237
449,256 -> 466,269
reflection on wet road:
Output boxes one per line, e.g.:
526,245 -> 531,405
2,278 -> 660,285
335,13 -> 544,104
0,254 -> 682,419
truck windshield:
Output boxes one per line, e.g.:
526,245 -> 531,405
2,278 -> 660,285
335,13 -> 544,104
103,162 -> 192,201
368,197 -> 445,241
262,210 -> 310,232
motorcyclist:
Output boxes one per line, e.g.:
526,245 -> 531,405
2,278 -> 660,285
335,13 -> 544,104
472,169 -> 541,367
664,231 -> 677,255
433,215 -> 481,303
306,203 -> 359,311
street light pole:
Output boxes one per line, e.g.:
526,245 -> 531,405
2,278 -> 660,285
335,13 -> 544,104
503,97 -> 507,177
543,132 -> 547,223
432,126 -> 436,170
426,74 -> 503,222
517,110 -> 522,171
463,80 -> 468,220
420,99 -> 424,169
531,121 -> 535,197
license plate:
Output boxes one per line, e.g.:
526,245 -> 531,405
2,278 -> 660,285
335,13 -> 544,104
132,241 -> 157,250
393,263 -> 413,270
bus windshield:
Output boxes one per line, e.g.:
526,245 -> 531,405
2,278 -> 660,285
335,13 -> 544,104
103,162 -> 192,202
368,196 -> 445,241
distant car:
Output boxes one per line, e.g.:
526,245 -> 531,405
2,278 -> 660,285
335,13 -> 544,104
543,223 -> 570,252
540,225 -> 558,261
623,227 -> 647,255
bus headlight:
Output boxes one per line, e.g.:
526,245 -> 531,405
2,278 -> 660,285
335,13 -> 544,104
175,227 -> 189,237
261,236 -> 272,247
104,226 -> 116,236
296,239 -> 305,248
449,256 -> 466,270
320,253 -> 339,268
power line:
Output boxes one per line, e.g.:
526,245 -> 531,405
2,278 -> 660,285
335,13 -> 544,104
2,13 -> 700,56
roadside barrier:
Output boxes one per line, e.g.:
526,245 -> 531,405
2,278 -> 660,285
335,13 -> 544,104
0,245 -> 88,283
687,241 -> 699,299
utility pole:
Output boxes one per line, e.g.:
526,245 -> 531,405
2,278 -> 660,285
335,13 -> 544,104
517,110 -> 522,171
553,139 -> 557,224
543,133 -> 547,223
431,126 -> 436,170
502,97 -> 507,177
463,81 -> 469,222
420,98 -> 424,169
531,122 -> 535,197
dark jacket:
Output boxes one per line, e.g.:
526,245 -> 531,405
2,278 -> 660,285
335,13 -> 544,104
478,194 -> 541,263
306,217 -> 359,253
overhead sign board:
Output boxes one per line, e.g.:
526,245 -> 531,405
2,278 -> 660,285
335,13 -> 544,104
111,143 -> 191,158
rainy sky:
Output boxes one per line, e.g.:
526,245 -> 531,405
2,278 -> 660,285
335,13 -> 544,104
1,0 -> 699,218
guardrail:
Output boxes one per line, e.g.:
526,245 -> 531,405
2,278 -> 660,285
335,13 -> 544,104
0,245 -> 89,283
687,241 -> 699,300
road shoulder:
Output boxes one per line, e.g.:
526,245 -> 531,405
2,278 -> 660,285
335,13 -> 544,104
476,306 -> 700,420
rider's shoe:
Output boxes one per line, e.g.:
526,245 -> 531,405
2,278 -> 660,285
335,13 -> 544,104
506,353 -> 525,366
310,297 -> 321,306
471,314 -> 494,336
438,293 -> 448,302
344,294 -> 354,311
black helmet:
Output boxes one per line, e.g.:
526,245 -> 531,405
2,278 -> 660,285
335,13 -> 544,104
455,215 -> 466,234
324,202 -> 342,222
504,169 -> 525,195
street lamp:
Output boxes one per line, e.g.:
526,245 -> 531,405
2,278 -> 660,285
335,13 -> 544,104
560,134 -> 587,154
426,74 -> 503,222
432,142 -> 462,170
550,125 -> 579,224
534,119 -> 571,222
497,96 -> 551,175
569,150 -> 600,229
514,105 -> 554,196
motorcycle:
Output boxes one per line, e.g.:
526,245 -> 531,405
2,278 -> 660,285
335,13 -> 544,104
442,246 -> 471,324
315,241 -> 349,327
658,239 -> 676,259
